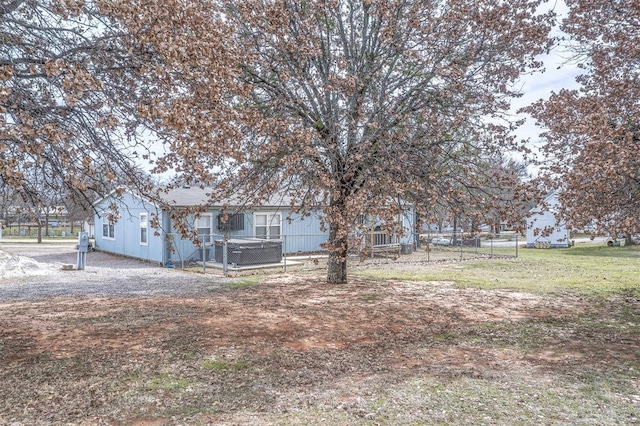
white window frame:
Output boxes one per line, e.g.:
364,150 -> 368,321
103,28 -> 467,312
140,212 -> 148,246
195,213 -> 213,243
102,214 -> 115,240
254,212 -> 281,239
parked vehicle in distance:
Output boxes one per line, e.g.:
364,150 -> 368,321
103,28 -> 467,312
606,234 -> 640,246
430,237 -> 451,246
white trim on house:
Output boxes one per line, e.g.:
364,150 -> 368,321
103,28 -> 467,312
92,187 -> 160,210
195,213 -> 214,243
254,212 -> 282,239
101,214 -> 115,240
140,212 -> 149,246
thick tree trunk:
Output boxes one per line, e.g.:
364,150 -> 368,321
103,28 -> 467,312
327,224 -> 349,284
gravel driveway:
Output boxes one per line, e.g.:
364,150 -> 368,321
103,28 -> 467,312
0,243 -> 223,301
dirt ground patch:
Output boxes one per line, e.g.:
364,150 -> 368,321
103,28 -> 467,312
1,278 -> 579,361
0,245 -> 639,425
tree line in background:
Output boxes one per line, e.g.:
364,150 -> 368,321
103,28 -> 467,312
1,0 -> 638,282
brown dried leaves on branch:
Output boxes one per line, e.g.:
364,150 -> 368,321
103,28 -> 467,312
1,0 -> 153,209
524,0 -> 640,238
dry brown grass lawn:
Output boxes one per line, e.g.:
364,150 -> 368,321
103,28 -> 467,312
1,267 -> 639,425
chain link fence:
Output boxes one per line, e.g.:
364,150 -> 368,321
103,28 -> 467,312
416,231 -> 521,262
170,231 -> 521,276
2,225 -> 80,238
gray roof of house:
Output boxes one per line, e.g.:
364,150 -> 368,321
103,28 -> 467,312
158,186 -> 300,209
159,186 -> 213,207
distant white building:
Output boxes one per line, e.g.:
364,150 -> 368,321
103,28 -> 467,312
526,191 -> 571,248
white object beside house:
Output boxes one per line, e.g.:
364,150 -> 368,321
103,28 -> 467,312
525,191 -> 570,248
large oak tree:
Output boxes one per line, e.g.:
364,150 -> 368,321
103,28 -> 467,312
525,0 -> 640,239
107,0 -> 553,283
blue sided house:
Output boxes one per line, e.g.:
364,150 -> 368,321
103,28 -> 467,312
92,186 -> 417,266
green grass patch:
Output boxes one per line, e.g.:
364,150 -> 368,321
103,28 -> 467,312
0,236 -> 78,243
225,277 -> 262,289
360,293 -> 379,302
202,358 -> 249,372
147,373 -> 190,391
433,331 -> 460,342
354,244 -> 640,296
363,373 -> 640,425
565,244 -> 640,258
